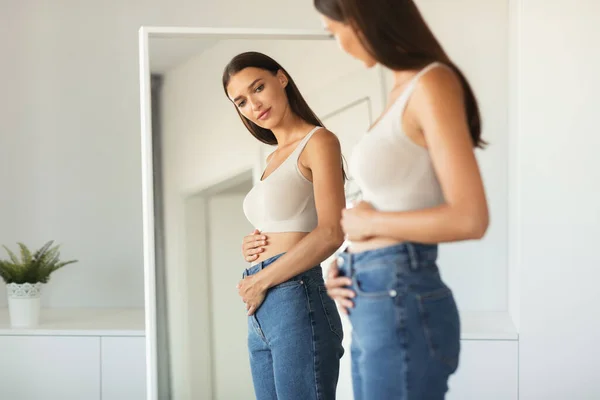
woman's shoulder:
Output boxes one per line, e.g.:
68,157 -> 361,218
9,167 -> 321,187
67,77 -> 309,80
306,127 -> 340,147
300,127 -> 342,165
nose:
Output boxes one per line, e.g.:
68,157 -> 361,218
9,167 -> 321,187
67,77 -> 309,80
249,96 -> 262,111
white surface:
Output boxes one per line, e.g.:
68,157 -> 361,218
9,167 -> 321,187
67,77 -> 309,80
460,311 -> 517,341
8,297 -> 41,328
448,340 -> 518,400
0,308 -> 145,336
515,1 -> 600,399
208,194 -> 255,400
138,25 -> 159,400
184,194 -> 213,399
101,336 -> 147,400
0,336 -> 101,400
508,0 -> 521,334
150,37 -> 219,74
414,0 -> 510,313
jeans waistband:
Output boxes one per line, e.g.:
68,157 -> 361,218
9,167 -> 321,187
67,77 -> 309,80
243,253 -> 323,282
337,242 -> 438,272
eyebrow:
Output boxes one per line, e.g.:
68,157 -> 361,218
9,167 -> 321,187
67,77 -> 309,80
232,79 -> 262,102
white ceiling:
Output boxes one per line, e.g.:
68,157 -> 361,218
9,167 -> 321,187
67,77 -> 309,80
149,37 -> 219,74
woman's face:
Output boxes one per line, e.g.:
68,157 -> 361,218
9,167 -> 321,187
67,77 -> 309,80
321,15 -> 377,68
226,67 -> 289,129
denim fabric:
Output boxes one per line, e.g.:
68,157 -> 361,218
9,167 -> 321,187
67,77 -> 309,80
243,253 -> 344,400
337,242 -> 460,400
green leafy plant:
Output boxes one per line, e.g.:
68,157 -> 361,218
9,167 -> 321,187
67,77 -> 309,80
0,241 -> 78,284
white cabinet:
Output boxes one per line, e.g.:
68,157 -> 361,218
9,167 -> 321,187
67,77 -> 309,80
0,336 -> 101,400
0,308 -> 146,400
101,337 -> 147,400
448,340 -> 519,400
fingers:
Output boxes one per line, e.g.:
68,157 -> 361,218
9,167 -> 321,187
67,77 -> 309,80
330,294 -> 354,313
337,298 -> 354,312
242,238 -> 267,255
328,260 -> 339,279
243,243 -> 266,262
243,234 -> 267,245
327,286 -> 355,300
325,275 -> 355,313
325,275 -> 352,290
247,243 -> 266,253
241,233 -> 267,261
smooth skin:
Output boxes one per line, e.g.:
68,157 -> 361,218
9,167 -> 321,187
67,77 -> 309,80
227,66 -> 346,316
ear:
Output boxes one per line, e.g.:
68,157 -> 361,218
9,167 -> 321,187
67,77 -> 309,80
276,70 -> 288,88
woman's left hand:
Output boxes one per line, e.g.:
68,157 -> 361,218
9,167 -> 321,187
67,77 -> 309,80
341,201 -> 376,241
237,275 -> 267,316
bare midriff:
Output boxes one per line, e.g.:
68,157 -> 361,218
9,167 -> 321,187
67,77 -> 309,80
251,232 -> 309,266
347,237 -> 402,253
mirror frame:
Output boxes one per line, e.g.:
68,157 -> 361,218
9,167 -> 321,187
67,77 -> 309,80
138,26 -> 344,400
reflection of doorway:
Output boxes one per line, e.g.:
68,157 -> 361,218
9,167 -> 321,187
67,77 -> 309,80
184,170 -> 255,400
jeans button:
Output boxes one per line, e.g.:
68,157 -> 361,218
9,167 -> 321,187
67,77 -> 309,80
337,256 -> 345,266
389,289 -> 397,297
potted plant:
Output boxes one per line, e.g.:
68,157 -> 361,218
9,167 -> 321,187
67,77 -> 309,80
0,241 -> 77,327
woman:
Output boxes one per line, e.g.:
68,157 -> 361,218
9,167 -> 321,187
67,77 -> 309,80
222,51 -> 346,400
311,0 -> 491,399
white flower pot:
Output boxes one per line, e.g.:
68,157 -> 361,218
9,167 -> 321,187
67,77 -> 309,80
6,283 -> 43,328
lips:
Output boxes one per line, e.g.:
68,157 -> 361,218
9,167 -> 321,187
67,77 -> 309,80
257,108 -> 271,120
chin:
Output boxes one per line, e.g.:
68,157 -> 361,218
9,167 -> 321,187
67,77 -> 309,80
363,59 -> 377,68
262,115 -> 285,130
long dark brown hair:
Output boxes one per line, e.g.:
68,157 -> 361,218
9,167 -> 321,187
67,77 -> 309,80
222,52 -> 324,146
315,0 -> 485,148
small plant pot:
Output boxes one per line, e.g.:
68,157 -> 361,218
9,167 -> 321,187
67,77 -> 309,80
6,283 -> 43,328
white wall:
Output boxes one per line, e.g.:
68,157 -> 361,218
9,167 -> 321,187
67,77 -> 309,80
516,1 -> 600,398
208,193 -> 255,400
413,0 -> 510,313
0,0 -> 324,308
183,195 -> 212,399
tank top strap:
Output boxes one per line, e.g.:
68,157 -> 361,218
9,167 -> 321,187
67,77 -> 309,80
388,61 -> 448,120
406,62 -> 444,93
292,126 -> 322,160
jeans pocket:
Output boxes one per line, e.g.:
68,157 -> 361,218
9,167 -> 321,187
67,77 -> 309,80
318,285 -> 344,341
352,263 -> 398,298
416,287 -> 461,371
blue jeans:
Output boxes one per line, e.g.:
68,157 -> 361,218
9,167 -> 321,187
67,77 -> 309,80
337,243 -> 460,400
243,253 -> 344,400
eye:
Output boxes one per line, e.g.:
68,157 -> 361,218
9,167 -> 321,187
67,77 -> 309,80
237,100 -> 246,108
255,84 -> 264,92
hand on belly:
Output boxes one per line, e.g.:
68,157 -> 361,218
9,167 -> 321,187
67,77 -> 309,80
242,231 -> 308,265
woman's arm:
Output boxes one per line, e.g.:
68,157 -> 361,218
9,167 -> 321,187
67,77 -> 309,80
341,67 -> 489,243
238,129 -> 347,314
255,129 -> 346,286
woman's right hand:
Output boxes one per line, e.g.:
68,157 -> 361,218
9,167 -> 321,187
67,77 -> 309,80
325,258 -> 355,314
242,229 -> 267,263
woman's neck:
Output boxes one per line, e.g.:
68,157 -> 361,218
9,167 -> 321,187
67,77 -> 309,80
270,108 -> 314,147
391,69 -> 417,92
